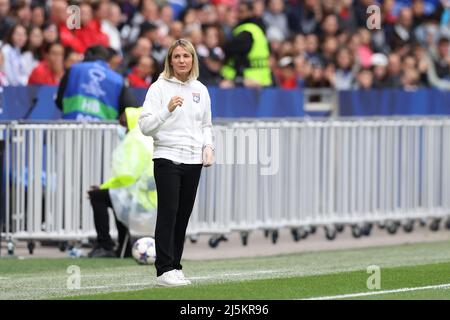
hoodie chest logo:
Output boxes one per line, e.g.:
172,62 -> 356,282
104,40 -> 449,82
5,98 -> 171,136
192,92 -> 200,103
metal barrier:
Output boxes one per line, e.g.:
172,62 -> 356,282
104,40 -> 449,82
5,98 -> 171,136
1,118 -> 449,250
0,126 -> 5,255
189,118 -> 450,243
1,122 -> 120,245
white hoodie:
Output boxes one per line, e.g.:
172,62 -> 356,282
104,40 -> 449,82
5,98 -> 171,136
138,76 -> 214,164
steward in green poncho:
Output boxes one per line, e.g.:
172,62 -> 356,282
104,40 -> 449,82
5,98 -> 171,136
88,107 -> 157,258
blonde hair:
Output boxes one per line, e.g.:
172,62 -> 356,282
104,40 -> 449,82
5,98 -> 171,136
162,38 -> 199,81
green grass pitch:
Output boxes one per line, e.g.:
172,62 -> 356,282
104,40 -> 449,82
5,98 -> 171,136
1,240 -> 450,300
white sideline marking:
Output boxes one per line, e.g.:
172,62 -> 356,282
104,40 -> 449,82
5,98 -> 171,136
189,269 -> 278,280
301,283 -> 450,300
32,270 -> 281,292
83,270 -> 280,290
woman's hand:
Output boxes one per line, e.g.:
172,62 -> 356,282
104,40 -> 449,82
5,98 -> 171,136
167,96 -> 184,112
202,146 -> 214,167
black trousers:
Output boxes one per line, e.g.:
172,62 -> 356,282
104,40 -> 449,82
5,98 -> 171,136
153,158 -> 202,276
88,189 -> 132,256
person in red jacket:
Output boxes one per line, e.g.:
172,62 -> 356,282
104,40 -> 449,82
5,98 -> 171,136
127,55 -> 157,88
49,0 -> 85,53
28,42 -> 65,85
50,0 -> 108,54
74,1 -> 109,52
275,56 -> 298,89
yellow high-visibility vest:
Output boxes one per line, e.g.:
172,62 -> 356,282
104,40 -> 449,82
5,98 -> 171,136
221,23 -> 272,86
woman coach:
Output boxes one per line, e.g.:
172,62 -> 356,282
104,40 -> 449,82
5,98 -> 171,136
138,39 -> 214,286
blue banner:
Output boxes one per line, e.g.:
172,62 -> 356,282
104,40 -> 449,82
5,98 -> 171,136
339,89 -> 450,116
0,86 -> 306,120
2,86 -> 450,120
207,87 -> 305,118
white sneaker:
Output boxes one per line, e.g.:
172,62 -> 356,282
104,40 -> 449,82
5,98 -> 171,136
156,270 -> 189,287
174,269 -> 192,285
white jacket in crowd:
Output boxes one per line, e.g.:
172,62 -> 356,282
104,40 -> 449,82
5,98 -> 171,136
1,44 -> 36,86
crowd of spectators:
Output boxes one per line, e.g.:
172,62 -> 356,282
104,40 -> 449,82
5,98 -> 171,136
1,0 -> 450,91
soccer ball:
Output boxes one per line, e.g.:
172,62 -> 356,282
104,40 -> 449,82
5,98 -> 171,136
132,237 -> 156,265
